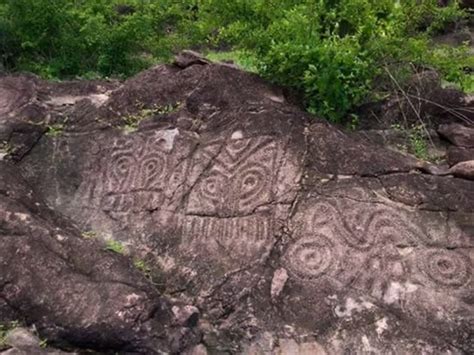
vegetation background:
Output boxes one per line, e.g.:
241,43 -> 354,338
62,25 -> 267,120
0,0 -> 472,122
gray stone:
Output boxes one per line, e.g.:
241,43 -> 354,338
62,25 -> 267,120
0,54 -> 473,354
174,50 -> 210,69
270,268 -> 288,300
5,328 -> 40,350
447,146 -> 474,165
438,123 -> 474,148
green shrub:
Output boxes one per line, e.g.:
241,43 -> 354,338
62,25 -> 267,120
0,0 -> 199,78
205,49 -> 258,72
0,0 -> 470,122
197,0 -> 470,121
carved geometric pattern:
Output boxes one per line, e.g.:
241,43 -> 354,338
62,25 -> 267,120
187,136 -> 278,217
285,233 -> 335,281
417,248 -> 471,289
183,214 -> 273,259
285,198 -> 472,293
183,136 -> 281,263
100,133 -> 173,213
310,200 -> 431,250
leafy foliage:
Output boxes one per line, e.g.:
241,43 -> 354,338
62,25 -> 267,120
205,49 -> 258,72
0,0 -> 199,78
0,0 -> 471,121
198,0 -> 471,121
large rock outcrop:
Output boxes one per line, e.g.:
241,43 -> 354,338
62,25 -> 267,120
0,56 -> 472,354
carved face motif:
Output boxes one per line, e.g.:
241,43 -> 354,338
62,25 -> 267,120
187,137 -> 278,216
101,133 -> 171,213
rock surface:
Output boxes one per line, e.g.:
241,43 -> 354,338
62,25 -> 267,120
438,123 -> 474,148
0,55 -> 473,354
1,327 -> 73,354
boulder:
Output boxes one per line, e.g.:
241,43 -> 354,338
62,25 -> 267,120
0,54 -> 473,353
447,145 -> 474,165
438,123 -> 474,148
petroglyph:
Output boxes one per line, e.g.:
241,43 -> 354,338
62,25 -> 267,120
183,136 -> 284,262
101,133 -> 170,212
183,213 -> 273,260
285,198 -> 473,296
187,136 -> 278,216
285,234 -> 335,281
3,60 -> 474,353
310,199 -> 445,249
417,249 -> 471,289
75,129 -> 185,219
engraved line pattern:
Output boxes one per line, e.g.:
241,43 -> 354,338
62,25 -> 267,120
188,136 -> 278,216
417,249 -> 471,289
101,134 -> 169,213
286,199 -> 471,291
285,234 -> 335,281
183,215 -> 272,257
312,200 -> 431,250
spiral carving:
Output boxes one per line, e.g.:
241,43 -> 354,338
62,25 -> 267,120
188,137 -> 277,216
285,234 -> 334,281
418,249 -> 471,288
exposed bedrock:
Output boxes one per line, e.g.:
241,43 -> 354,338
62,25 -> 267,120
0,55 -> 472,353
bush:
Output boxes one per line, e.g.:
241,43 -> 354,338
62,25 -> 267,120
0,0 -> 471,122
0,0 -> 200,78
198,0 -> 471,121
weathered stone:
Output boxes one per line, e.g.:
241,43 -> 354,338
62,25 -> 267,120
276,339 -> 327,355
0,162 -> 190,353
447,160 -> 474,180
270,268 -> 289,300
174,50 -> 211,69
183,344 -> 209,355
438,123 -> 474,148
460,0 -> 474,9
5,328 -> 40,350
447,146 -> 474,165
172,305 -> 200,328
0,54 -> 473,354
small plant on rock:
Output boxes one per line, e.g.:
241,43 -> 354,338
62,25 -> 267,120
45,123 -> 64,137
0,141 -> 13,158
39,338 -> 48,349
104,240 -> 126,255
134,258 -> 152,279
408,125 -> 430,161
392,123 -> 431,160
121,102 -> 181,133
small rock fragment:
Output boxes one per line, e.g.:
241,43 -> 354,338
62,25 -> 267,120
271,268 -> 289,300
5,328 -> 40,350
183,344 -> 208,355
447,146 -> 474,166
174,50 -> 210,69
